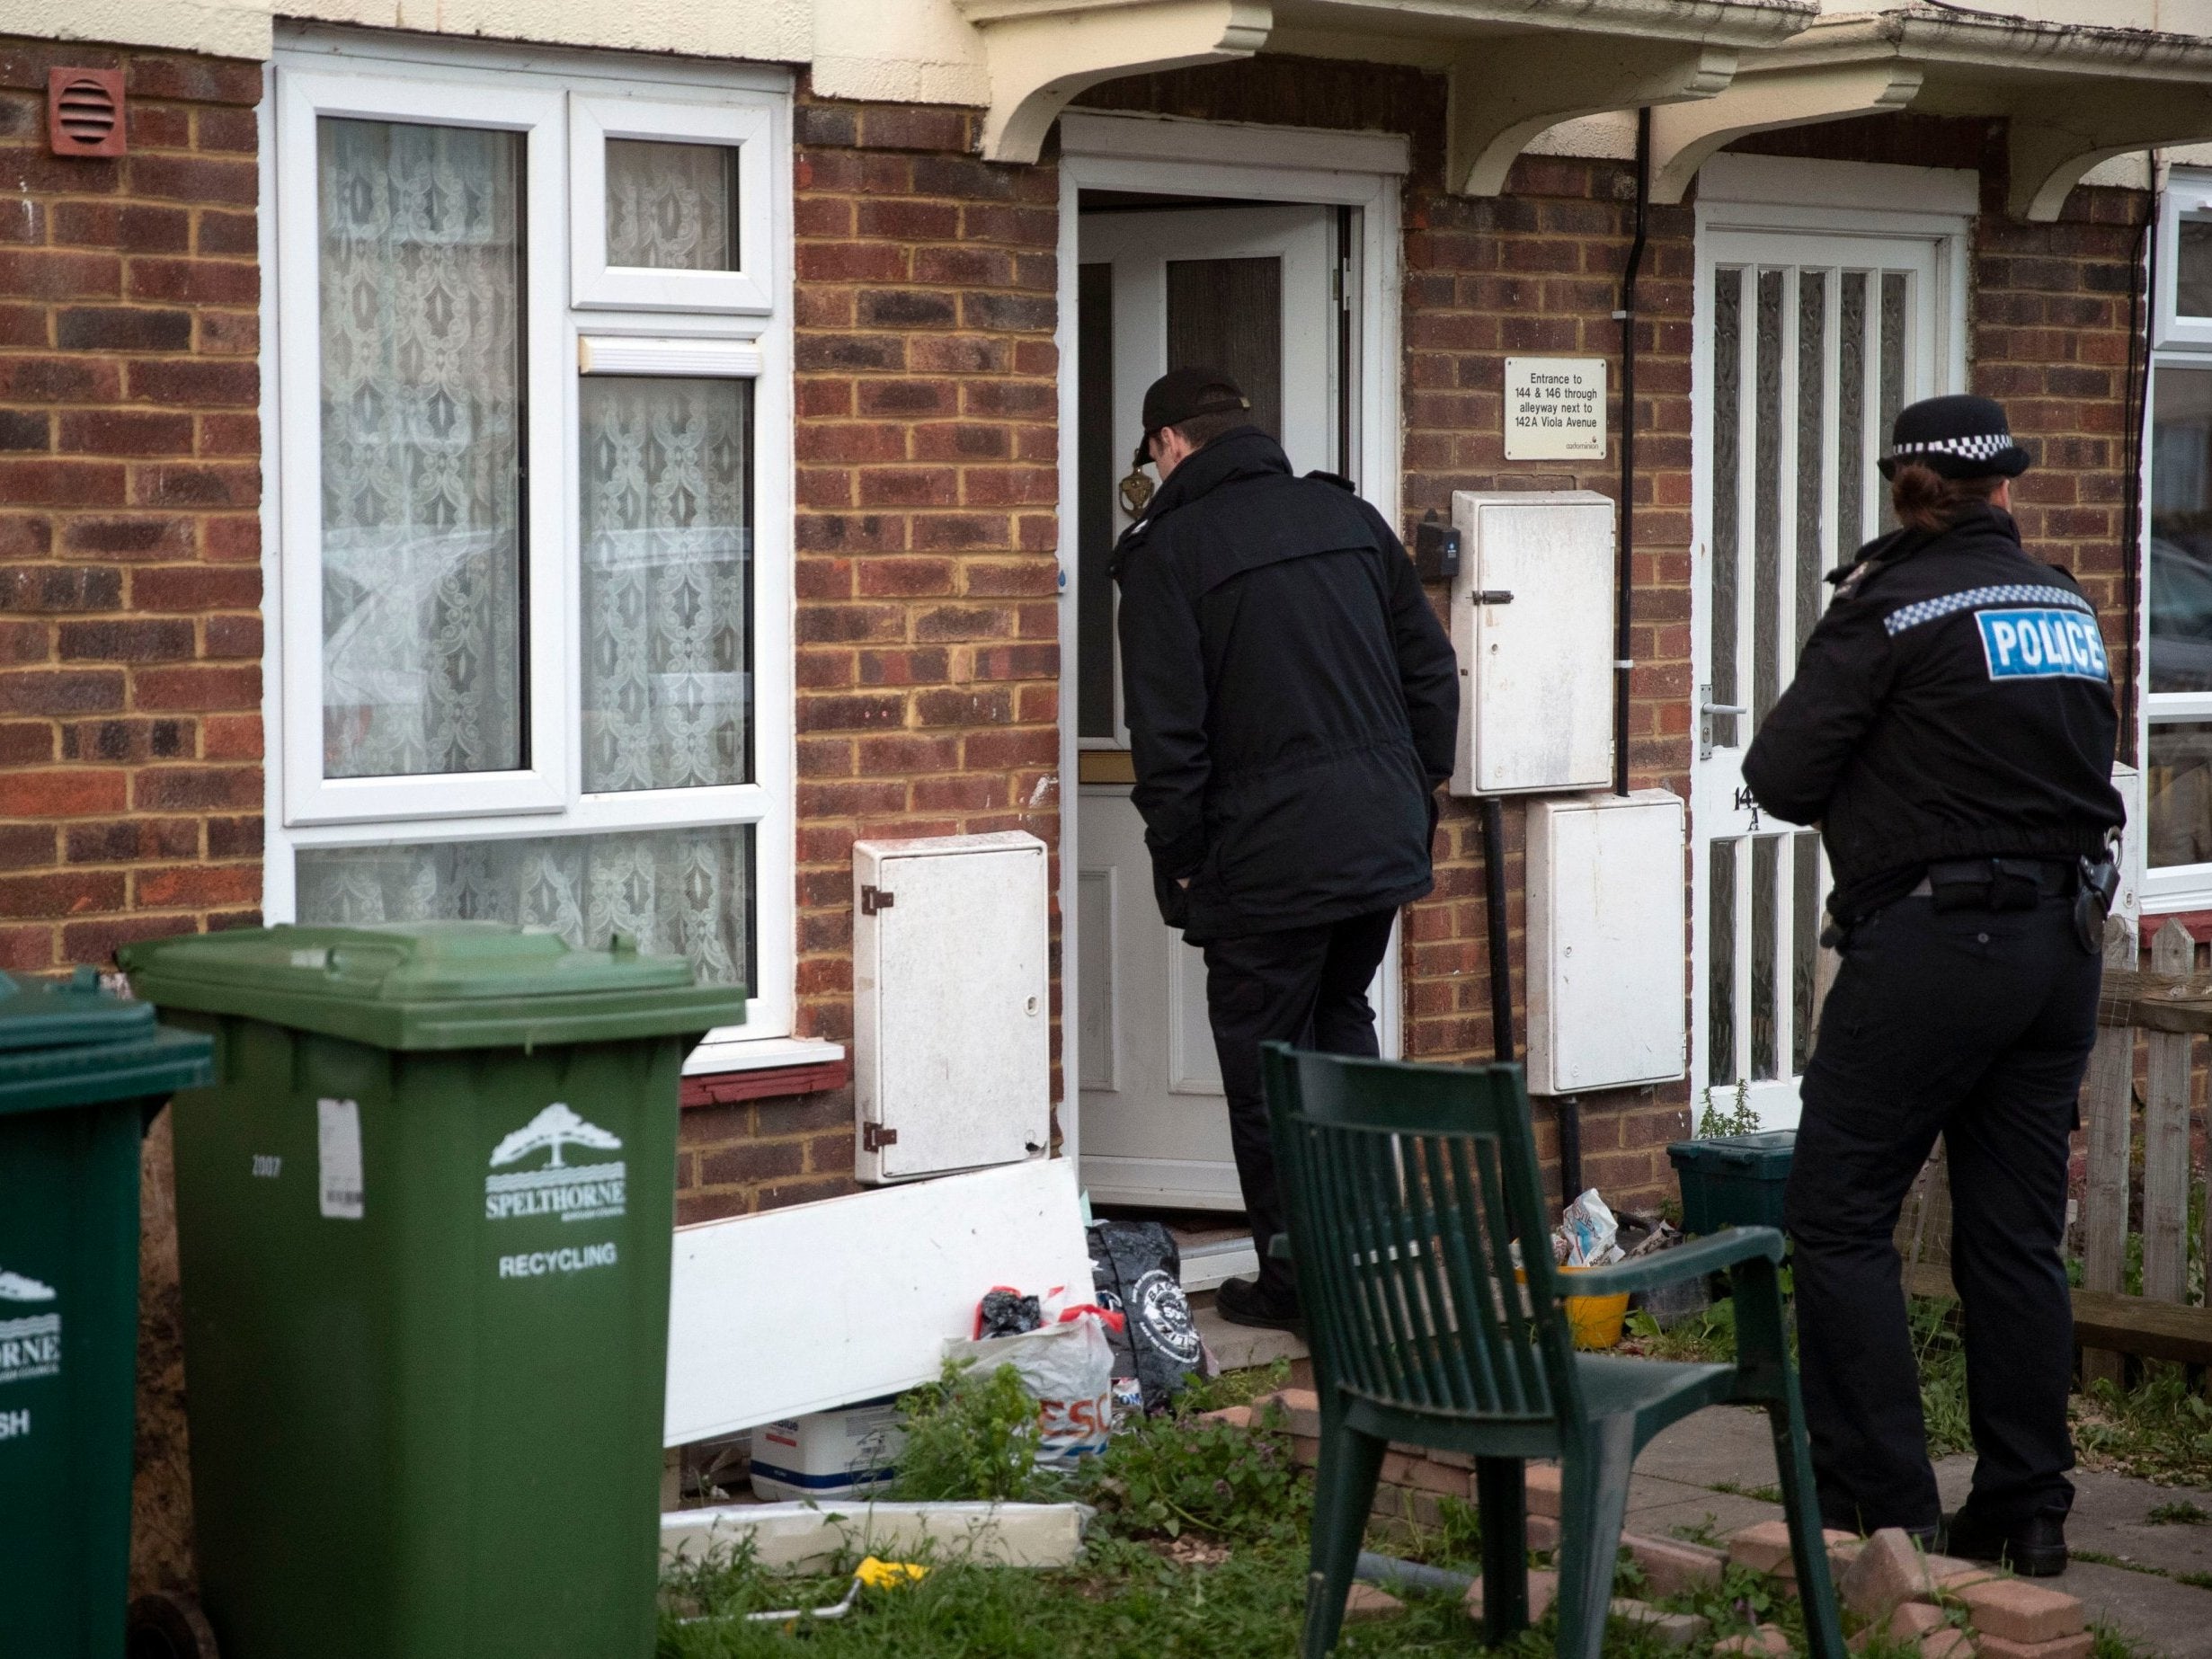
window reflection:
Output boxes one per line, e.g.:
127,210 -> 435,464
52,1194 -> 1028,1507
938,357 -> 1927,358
2151,367 -> 2212,693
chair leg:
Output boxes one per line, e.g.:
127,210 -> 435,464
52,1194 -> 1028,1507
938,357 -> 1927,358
1302,1421 -> 1384,1659
1554,1416 -> 1635,1659
1474,1457 -> 1530,1644
1737,1257 -> 1849,1659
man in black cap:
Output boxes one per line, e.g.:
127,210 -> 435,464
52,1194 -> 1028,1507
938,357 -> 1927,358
1744,394 -> 2124,1573
1112,367 -> 1457,1331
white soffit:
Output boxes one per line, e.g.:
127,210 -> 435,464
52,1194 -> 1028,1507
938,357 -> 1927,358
959,0 -> 1817,185
1695,151 -> 1978,219
1656,6 -> 2212,219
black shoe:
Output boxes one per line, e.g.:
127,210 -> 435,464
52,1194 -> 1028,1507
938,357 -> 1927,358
1940,1507 -> 2068,1577
1215,1275 -> 1302,1333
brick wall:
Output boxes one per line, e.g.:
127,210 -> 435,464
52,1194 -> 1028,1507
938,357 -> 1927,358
675,87 -> 1063,1222
0,39 -> 262,972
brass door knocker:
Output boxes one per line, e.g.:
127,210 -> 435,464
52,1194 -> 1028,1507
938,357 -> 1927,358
1119,467 -> 1154,516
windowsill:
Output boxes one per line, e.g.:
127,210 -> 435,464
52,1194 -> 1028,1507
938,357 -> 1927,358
684,1034 -> 847,1076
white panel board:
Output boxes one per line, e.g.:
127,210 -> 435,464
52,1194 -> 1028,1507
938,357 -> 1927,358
1449,491 -> 1616,796
1526,790 -> 1688,1096
1168,934 -> 1224,1096
664,1158 -> 1093,1446
855,831 -> 1051,1182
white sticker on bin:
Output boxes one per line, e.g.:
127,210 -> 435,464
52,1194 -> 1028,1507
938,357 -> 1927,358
317,1097 -> 364,1220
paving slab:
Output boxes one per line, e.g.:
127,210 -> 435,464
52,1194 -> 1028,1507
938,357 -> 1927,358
1635,1406 -> 1788,1490
1935,1457 -> 2212,1584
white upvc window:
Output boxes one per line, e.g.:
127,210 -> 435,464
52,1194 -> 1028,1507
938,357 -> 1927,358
2144,169 -> 2212,907
262,37 -> 796,1041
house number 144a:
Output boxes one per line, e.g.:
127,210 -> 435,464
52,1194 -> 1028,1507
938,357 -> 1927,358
1732,785 -> 1761,832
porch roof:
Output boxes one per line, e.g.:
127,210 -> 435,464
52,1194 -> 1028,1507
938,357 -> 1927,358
955,0 -> 1817,186
1648,6 -> 2212,217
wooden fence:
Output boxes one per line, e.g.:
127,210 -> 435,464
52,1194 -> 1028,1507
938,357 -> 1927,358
1899,917 -> 2212,1376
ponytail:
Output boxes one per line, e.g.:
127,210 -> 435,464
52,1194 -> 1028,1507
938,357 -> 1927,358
1889,461 -> 2005,534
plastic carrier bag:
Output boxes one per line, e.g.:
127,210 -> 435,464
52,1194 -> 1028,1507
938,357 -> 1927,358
1086,1220 -> 1203,1414
943,1316 -> 1115,1469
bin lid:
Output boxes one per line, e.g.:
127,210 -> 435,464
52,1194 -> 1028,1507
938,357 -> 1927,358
119,922 -> 744,1051
0,964 -> 151,1049
0,967 -> 214,1117
1665,1129 -> 1797,1170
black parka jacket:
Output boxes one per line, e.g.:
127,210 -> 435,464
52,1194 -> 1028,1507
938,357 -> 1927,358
1742,502 -> 2123,921
1111,428 -> 1458,943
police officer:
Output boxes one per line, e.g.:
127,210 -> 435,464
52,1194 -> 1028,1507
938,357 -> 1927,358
1744,395 -> 2123,1575
1113,367 -> 1457,1331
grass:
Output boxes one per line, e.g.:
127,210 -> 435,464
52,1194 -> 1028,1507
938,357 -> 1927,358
1710,1480 -> 1785,1504
2146,1499 -> 2209,1526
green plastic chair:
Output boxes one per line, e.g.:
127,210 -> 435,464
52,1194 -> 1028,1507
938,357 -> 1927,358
1260,1042 -> 1845,1659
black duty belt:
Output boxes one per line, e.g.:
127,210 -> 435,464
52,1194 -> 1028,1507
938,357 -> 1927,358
1908,857 -> 2075,912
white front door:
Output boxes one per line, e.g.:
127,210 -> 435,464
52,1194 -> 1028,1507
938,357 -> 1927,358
1692,226 -> 1952,1128
1073,202 -> 1343,1209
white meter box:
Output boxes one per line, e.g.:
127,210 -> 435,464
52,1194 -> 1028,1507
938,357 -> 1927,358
1525,790 -> 1687,1096
1449,491 -> 1616,796
853,831 -> 1051,1184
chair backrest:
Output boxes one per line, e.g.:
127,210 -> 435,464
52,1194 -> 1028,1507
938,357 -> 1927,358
1261,1042 -> 1580,1425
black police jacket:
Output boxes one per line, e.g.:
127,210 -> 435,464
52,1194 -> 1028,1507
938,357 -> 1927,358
1111,428 -> 1459,943
1742,502 -> 2123,921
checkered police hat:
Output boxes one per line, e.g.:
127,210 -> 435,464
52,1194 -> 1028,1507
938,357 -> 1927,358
1878,394 -> 2032,481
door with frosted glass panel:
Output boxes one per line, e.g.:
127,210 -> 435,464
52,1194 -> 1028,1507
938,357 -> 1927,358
1692,232 -> 1941,1128
1073,204 -> 1341,1211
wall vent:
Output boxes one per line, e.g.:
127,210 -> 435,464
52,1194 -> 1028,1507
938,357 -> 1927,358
48,69 -> 125,158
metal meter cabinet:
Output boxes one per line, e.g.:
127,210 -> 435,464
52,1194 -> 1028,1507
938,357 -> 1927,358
852,831 -> 1051,1184
119,923 -> 741,1659
0,967 -> 213,1659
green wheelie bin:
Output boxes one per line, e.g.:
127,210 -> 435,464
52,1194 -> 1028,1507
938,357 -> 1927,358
0,966 -> 214,1659
120,922 -> 741,1659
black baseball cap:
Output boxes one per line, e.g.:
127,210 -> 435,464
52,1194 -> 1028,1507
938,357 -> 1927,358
1133,367 -> 1251,469
1878,394 -> 2032,481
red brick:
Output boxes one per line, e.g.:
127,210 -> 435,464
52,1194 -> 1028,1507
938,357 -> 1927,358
0,248 -> 118,299
58,410 -> 194,454
0,868 -> 125,917
0,669 -> 123,714
52,302 -> 189,350
131,664 -> 258,711
131,767 -> 259,811
0,565 -> 118,613
126,154 -> 255,207
62,912 -> 197,965
0,355 -> 120,402
0,822 -> 54,866
123,358 -> 256,406
61,717 -> 193,762
57,617 -> 194,661
134,863 -> 258,908
65,818 -> 199,863
125,256 -> 256,306
0,458 -> 125,504
0,767 -> 126,815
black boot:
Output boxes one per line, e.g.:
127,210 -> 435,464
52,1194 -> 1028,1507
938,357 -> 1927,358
1214,1274 -> 1302,1333
1940,1507 -> 2068,1577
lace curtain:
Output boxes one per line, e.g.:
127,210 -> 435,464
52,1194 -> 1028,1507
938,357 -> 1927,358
297,828 -> 751,988
581,377 -> 752,791
299,122 -> 760,994
605,138 -> 737,271
318,118 -> 524,779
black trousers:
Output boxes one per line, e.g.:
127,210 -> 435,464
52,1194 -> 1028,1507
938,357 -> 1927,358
1784,892 -> 2100,1535
1203,908 -> 1399,1296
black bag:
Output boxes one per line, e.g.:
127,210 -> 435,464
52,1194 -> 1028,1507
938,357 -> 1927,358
1086,1220 -> 1203,1413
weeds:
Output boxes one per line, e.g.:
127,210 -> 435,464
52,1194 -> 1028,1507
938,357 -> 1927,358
1079,1399 -> 1305,1543
2073,1363 -> 2212,1487
2148,1499 -> 2210,1525
1710,1480 -> 1784,1504
889,1361 -> 1053,1504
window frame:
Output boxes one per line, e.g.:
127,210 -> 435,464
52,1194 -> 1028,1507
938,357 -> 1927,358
262,37 -> 797,1041
2156,169 -> 2212,350
2142,168 -> 2212,906
570,93 -> 776,315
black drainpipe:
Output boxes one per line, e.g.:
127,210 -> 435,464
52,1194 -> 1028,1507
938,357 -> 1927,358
1549,109 -> 1652,1206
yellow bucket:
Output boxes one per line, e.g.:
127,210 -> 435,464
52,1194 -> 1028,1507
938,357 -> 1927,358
1558,1264 -> 1630,1351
